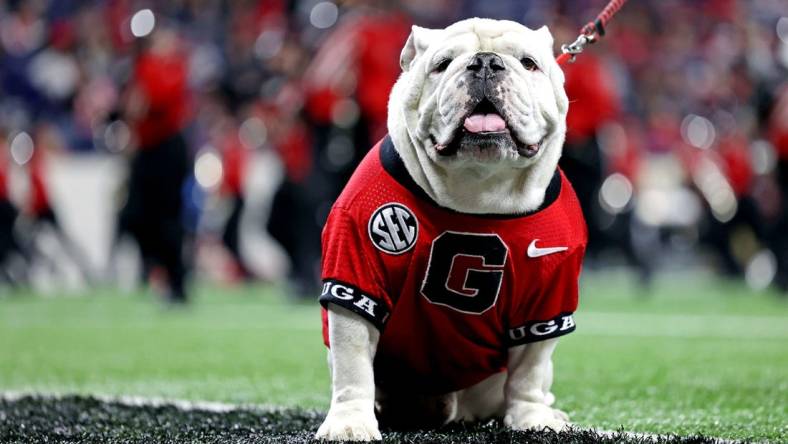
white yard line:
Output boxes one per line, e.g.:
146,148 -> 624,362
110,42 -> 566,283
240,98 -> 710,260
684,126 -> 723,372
1,391 -> 744,443
0,390 -> 272,413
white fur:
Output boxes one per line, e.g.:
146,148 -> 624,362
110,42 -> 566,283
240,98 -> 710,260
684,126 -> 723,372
503,339 -> 569,431
315,305 -> 381,441
317,18 -> 570,441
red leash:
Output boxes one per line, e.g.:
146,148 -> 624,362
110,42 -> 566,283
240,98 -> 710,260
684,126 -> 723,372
556,0 -> 628,66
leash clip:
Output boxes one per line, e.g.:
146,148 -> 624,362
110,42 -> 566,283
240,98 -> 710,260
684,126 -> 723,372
560,33 -> 596,63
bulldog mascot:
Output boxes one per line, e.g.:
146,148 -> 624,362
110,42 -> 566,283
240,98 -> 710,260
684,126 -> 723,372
316,18 -> 586,441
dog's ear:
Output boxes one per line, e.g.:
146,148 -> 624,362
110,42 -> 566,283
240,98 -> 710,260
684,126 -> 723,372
535,25 -> 554,49
400,25 -> 439,72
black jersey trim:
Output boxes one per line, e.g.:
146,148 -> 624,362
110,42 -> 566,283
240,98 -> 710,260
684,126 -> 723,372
379,135 -> 562,219
319,279 -> 390,330
506,312 -> 576,346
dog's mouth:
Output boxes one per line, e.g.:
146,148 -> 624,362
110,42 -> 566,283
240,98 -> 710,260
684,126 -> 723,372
432,98 -> 542,158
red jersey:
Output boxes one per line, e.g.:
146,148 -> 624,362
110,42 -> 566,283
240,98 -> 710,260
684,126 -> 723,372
320,137 -> 587,395
27,146 -> 51,216
131,51 -> 191,149
0,153 -> 7,201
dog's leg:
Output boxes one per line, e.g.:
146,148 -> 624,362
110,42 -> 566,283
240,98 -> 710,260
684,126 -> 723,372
503,338 -> 570,432
315,305 -> 382,441
453,371 -> 506,422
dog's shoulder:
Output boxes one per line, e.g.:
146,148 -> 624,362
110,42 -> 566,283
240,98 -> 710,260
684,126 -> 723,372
532,169 -> 588,254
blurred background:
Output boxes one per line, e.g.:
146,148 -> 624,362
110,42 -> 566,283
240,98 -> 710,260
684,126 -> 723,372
1,2 -> 787,440
0,0 -> 787,301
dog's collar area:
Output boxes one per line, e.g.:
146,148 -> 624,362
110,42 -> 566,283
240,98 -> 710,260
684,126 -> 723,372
379,135 -> 561,219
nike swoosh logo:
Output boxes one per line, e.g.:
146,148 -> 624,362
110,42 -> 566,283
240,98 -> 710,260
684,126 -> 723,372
527,239 -> 568,258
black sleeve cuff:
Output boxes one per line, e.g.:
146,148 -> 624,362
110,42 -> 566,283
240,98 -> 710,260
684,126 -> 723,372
506,312 -> 576,346
319,279 -> 390,330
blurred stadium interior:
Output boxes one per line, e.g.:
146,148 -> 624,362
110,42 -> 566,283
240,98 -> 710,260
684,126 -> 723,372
0,0 -> 787,294
0,0 -> 787,442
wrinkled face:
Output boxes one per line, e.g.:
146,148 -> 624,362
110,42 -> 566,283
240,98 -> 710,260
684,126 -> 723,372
396,19 -> 568,169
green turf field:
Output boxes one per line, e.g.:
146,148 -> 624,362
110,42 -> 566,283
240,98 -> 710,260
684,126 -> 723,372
1,273 -> 787,443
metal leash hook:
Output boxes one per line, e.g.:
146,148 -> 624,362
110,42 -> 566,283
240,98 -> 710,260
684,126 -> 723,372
559,33 -> 597,64
554,0 -> 628,66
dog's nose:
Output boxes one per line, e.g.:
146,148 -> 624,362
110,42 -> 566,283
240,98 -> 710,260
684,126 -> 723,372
466,52 -> 506,77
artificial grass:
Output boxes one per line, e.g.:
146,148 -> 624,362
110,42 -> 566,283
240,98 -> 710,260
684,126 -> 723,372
0,273 -> 786,442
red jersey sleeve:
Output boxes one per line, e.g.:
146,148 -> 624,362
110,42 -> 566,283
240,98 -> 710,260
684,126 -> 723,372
506,245 -> 585,346
319,207 -> 392,330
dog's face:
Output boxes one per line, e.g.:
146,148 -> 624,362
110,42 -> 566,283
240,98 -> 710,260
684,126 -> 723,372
393,19 -> 568,171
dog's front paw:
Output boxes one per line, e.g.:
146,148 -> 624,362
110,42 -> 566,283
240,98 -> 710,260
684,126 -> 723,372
315,402 -> 381,441
504,402 -> 570,432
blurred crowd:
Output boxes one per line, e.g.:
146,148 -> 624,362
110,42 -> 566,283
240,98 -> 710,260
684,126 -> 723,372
0,0 -> 787,300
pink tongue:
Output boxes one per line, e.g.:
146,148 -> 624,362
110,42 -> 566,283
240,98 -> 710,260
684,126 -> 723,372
463,113 -> 507,133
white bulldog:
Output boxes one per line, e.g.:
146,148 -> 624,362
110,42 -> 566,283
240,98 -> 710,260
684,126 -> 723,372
316,18 -> 573,441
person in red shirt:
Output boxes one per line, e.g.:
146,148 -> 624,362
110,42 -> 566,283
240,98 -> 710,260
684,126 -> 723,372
118,27 -> 193,303
767,84 -> 788,291
319,136 -> 586,396
558,47 -> 620,260
0,135 -> 9,204
0,134 -> 25,286
304,5 -> 411,141
218,118 -> 252,281
693,132 -> 759,277
285,4 -> 410,295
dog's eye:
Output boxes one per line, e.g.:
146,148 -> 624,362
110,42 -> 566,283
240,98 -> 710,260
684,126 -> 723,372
520,57 -> 538,71
434,59 -> 452,73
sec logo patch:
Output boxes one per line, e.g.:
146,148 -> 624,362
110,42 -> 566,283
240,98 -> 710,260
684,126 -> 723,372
368,203 -> 418,254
